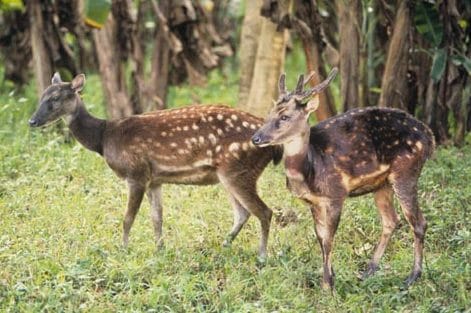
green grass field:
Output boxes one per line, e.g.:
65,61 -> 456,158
0,71 -> 469,312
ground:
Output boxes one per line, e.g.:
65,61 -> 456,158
0,71 -> 469,312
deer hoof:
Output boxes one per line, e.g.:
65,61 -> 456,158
360,263 -> 378,280
156,240 -> 165,251
256,255 -> 267,266
403,271 -> 422,288
222,236 -> 233,248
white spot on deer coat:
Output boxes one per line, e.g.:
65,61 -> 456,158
217,128 -> 224,135
225,119 -> 234,128
161,131 -> 167,137
192,123 -> 199,130
229,142 -> 240,152
194,159 -> 213,167
242,121 -> 249,128
217,114 -> 223,120
208,133 -> 217,145
231,114 -> 238,121
183,126 -> 189,131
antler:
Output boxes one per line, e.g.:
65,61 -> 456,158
296,67 -> 338,99
275,68 -> 337,105
295,74 -> 304,93
278,73 -> 287,95
303,71 -> 316,86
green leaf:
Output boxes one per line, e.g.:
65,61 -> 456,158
431,48 -> 447,82
414,1 -> 443,47
0,0 -> 24,11
450,55 -> 471,75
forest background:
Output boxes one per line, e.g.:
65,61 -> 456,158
0,0 -> 469,311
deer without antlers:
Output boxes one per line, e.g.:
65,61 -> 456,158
252,68 -> 435,289
29,73 -> 282,260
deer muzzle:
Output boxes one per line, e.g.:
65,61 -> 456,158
28,118 -> 40,127
251,131 -> 272,147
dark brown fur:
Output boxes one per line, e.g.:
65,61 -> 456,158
252,70 -> 434,289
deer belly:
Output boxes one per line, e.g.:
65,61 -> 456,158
155,165 -> 219,185
339,165 -> 391,197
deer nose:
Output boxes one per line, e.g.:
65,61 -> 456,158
251,134 -> 262,145
29,118 -> 39,127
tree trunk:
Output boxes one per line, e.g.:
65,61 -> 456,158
0,10 -> 31,87
378,0 -> 411,110
293,0 -> 337,121
148,0 -> 171,110
237,0 -> 263,108
26,0 -> 79,95
242,19 -> 288,117
337,0 -> 361,111
93,15 -> 133,118
27,0 -> 54,94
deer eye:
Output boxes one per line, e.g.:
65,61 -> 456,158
280,115 -> 290,121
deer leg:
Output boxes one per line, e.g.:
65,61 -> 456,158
147,184 -> 163,249
362,184 -> 400,279
123,181 -> 145,248
218,173 -> 272,261
392,177 -> 427,287
222,195 -> 251,247
310,199 -> 343,290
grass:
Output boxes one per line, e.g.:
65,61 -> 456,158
0,69 -> 470,312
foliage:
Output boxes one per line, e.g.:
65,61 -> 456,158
414,0 -> 471,80
0,0 -> 23,11
0,70 -> 470,311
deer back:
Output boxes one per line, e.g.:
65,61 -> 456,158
306,107 -> 435,196
102,105 -> 281,182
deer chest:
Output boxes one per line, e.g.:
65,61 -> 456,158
286,171 -> 317,204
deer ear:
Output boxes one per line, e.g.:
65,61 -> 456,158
304,95 -> 320,113
71,74 -> 85,92
51,72 -> 62,84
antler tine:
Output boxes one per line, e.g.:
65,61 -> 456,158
295,74 -> 304,93
301,67 -> 338,98
278,73 -> 287,95
303,71 -> 316,86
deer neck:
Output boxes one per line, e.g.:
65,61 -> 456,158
283,130 -> 311,182
67,98 -> 106,155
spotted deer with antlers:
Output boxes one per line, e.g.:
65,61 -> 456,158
29,73 -> 283,260
252,68 -> 435,289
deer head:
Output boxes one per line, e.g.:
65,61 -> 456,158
29,73 -> 85,127
252,68 -> 338,147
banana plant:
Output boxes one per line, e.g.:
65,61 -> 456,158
414,0 -> 471,82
